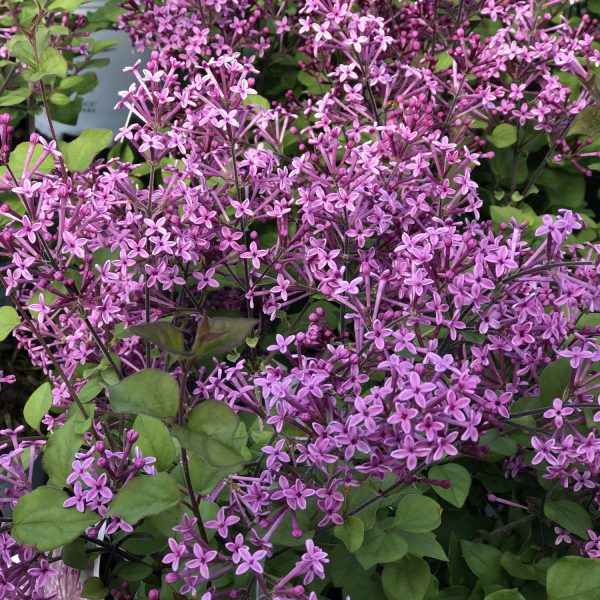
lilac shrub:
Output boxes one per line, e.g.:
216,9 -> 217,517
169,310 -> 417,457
0,0 -> 599,599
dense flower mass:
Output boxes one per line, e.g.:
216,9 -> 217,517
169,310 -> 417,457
0,0 -> 600,598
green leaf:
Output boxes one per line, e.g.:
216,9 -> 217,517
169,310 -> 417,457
544,498 -> 592,538
61,538 -> 88,569
485,591 -> 525,600
192,315 -> 258,359
334,516 -> 365,553
62,129 -> 113,172
568,105 -> 600,138
133,415 -> 176,471
23,382 -> 52,432
297,70 -> 321,94
540,359 -> 572,405
490,204 -> 537,228
461,540 -> 503,581
0,306 -> 19,341
91,39 -> 122,54
398,531 -> 448,561
344,483 -> 381,530
354,526 -> 408,570
547,556 -> 600,600
48,95 -> 83,125
537,169 -> 585,210
500,552 -> 537,580
108,472 -> 181,524
128,321 -> 185,354
172,400 -> 247,468
7,35 -> 37,66
435,51 -> 453,72
33,47 -> 68,81
64,71 -> 98,94
59,75 -> 84,90
49,92 -> 72,106
428,464 -> 472,508
12,487 -> 97,551
81,577 -> 109,600
394,494 -> 442,533
78,378 -> 103,403
382,555 -> 431,600
269,506 -> 314,547
243,94 -> 270,109
35,27 -> 50,56
109,369 -> 179,419
48,0 -> 84,9
438,588 -> 470,600
86,0 -> 124,24
0,88 -> 31,107
113,561 -> 153,581
42,417 -> 83,487
488,123 -> 518,148
7,142 -> 55,176
186,454 -> 238,494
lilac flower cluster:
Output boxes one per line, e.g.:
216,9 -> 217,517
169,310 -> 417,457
0,427 -> 53,598
0,0 -> 600,597
63,430 -> 155,522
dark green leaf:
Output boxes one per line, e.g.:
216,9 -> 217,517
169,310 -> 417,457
133,415 -> 176,471
109,472 -> 181,524
354,527 -> 408,570
109,369 -> 179,419
297,71 -> 321,94
461,540 -> 502,581
485,591 -> 525,600
334,516 -> 365,553
42,417 -> 83,487
488,123 -> 517,148
186,454 -> 238,494
429,464 -> 472,508
81,577 -> 109,600
544,498 -> 592,538
438,588 -> 470,600
500,552 -> 537,581
12,487 -> 97,551
540,359 -> 572,405
192,315 -> 258,359
128,321 -> 185,354
394,494 -> 442,532
171,400 -> 247,468
547,557 -> 600,600
568,105 -> 600,137
113,561 -> 153,581
61,538 -> 88,570
398,531 -> 448,561
49,95 -> 83,125
382,555 -> 431,600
